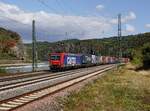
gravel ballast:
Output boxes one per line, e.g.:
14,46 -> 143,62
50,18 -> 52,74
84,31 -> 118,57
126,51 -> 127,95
14,70 -> 111,111
0,65 -> 111,101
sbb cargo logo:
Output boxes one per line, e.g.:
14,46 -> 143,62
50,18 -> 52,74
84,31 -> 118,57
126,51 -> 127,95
67,57 -> 76,65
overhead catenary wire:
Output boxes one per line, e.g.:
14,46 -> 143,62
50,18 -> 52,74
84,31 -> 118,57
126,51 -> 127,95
35,0 -> 84,38
55,0 -> 66,15
54,0 -> 85,37
36,0 -> 61,14
34,0 -> 109,39
0,15 -> 30,26
55,0 -> 113,38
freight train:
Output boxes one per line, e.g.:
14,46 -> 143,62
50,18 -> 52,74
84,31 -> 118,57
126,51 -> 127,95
49,53 -> 129,70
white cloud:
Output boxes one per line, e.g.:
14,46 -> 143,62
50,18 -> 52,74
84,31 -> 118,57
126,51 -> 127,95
125,24 -> 135,32
122,12 -> 136,23
0,1 -> 112,42
110,18 -> 118,24
0,2 -> 138,42
145,24 -> 150,28
96,4 -> 104,11
110,11 -> 136,24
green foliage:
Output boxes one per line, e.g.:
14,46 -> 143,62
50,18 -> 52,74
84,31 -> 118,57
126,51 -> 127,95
142,43 -> 150,68
131,49 -> 143,66
131,43 -> 150,69
0,27 -> 20,41
0,53 -> 17,60
25,32 -> 150,62
0,67 -> 6,73
25,41 -> 51,61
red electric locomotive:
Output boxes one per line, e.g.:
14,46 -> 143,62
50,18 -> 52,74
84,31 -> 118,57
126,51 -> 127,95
49,53 -> 82,70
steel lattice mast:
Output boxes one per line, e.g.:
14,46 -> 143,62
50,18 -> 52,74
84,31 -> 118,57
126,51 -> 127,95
118,14 -> 122,59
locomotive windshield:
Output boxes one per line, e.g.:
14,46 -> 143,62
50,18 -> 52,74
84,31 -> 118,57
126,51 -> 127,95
50,55 -> 60,60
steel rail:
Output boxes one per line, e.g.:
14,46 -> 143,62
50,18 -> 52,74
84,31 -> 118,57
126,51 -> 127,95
0,65 -> 115,111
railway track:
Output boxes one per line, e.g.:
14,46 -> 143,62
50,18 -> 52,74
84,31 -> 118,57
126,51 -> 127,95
0,65 -> 105,88
0,67 -> 99,92
0,64 -> 116,111
0,66 -> 96,82
0,65 -> 108,101
0,71 -> 50,82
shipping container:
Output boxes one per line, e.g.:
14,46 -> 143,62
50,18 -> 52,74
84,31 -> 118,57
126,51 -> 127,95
95,56 -> 100,64
82,54 -> 92,64
92,55 -> 96,64
99,56 -> 103,64
64,53 -> 82,67
108,56 -> 111,64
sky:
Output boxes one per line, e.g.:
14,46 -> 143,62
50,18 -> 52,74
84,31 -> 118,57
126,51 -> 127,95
0,0 -> 150,43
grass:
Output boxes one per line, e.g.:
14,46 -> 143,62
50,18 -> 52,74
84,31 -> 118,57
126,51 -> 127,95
0,67 -> 6,73
61,64 -> 150,111
0,53 -> 18,60
0,67 -> 9,76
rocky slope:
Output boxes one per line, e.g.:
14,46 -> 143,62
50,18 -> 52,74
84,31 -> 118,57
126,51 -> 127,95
0,27 -> 26,60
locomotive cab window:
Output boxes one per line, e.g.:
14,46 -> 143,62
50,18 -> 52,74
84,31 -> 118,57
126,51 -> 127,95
50,55 -> 60,60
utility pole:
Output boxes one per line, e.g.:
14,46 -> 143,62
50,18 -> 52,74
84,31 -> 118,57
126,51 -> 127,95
118,14 -> 122,60
65,32 -> 68,39
32,20 -> 37,72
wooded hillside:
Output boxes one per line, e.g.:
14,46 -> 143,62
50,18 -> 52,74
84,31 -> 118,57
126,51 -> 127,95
25,32 -> 150,61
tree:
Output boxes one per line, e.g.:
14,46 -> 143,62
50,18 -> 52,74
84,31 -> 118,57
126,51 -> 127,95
142,43 -> 150,68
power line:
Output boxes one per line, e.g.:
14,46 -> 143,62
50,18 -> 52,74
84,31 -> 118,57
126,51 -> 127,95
55,0 -> 66,14
36,0 -> 59,14
54,0 -> 84,36
58,0 -> 76,15
0,15 -> 29,25
35,0 -> 107,40
36,0 -> 103,38
57,1 -> 109,38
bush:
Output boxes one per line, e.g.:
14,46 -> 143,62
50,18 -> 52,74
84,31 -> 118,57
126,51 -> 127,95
0,67 -> 6,73
131,49 -> 143,67
0,52 -> 17,60
142,43 -> 150,68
